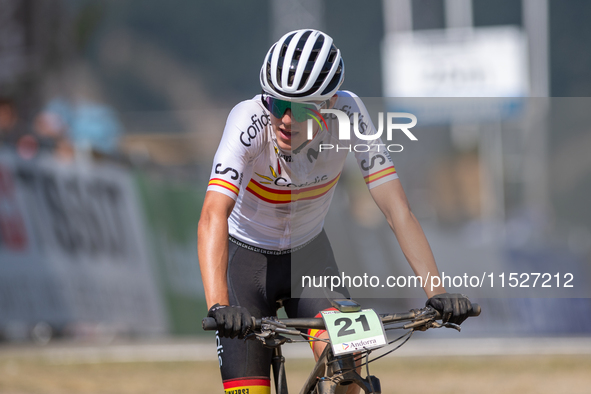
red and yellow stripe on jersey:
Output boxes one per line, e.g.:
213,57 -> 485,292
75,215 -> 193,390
208,178 -> 240,196
364,166 -> 396,185
307,307 -> 338,353
246,174 -> 340,204
223,377 -> 270,394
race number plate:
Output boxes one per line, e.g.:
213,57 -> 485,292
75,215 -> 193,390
321,309 -> 387,356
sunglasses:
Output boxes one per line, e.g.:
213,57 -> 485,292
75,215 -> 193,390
262,94 -> 329,123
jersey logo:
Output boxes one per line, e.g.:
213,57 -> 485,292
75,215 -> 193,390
254,164 -> 331,189
360,155 -> 386,171
240,113 -> 270,147
246,173 -> 340,204
255,164 -> 281,185
306,141 -> 323,163
215,164 -> 240,180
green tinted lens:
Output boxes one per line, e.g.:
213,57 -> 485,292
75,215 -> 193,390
266,97 -> 320,122
268,97 -> 290,119
291,103 -> 316,122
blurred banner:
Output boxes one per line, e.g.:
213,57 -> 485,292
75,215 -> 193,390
382,27 -> 528,125
382,26 -> 529,98
0,151 -> 169,338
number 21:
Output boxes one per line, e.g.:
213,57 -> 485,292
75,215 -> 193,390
334,315 -> 370,337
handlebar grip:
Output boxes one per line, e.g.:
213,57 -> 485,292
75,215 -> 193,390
431,303 -> 481,320
202,317 -> 217,331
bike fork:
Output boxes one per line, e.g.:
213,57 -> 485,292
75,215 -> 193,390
272,346 -> 288,394
325,352 -> 382,394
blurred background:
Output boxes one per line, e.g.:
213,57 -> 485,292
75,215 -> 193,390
1,1 -> 591,392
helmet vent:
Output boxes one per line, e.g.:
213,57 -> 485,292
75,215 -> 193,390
297,31 -> 312,49
321,60 -> 344,96
298,71 -> 310,90
328,51 -> 336,63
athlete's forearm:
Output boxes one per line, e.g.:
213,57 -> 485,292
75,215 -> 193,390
370,180 -> 446,298
198,212 -> 230,308
198,193 -> 236,309
389,210 -> 446,298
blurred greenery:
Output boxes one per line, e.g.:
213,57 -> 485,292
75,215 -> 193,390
134,171 -> 206,335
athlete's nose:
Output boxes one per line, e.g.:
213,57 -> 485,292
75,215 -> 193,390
282,109 -> 293,126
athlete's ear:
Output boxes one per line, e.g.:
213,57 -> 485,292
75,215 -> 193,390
328,94 -> 338,109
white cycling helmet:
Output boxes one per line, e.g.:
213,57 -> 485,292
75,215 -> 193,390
260,29 -> 345,102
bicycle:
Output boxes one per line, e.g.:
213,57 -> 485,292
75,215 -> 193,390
203,300 -> 481,394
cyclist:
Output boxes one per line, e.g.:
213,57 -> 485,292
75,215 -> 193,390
198,29 -> 472,394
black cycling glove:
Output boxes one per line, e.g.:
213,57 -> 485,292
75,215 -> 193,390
207,303 -> 253,339
425,293 -> 472,325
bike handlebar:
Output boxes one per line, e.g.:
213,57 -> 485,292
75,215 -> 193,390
202,303 -> 480,331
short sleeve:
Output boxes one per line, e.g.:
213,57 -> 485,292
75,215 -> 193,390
207,100 -> 269,200
340,92 -> 399,189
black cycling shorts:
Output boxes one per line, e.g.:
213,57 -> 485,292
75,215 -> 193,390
216,230 -> 348,393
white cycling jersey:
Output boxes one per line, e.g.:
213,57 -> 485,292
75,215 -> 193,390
207,91 -> 398,251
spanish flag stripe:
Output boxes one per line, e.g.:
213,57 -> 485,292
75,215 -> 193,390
293,180 -> 338,199
363,166 -> 396,181
364,167 -> 396,184
295,188 -> 333,202
224,387 -> 269,394
209,178 -> 239,195
250,173 -> 341,195
365,171 -> 397,185
211,183 -> 240,195
246,175 -> 340,204
247,183 -> 291,202
308,307 -> 337,351
224,378 -> 270,389
248,180 -> 292,195
245,186 -> 286,204
294,174 -> 341,193
308,328 -> 323,352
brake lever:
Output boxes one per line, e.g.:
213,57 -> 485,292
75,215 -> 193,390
244,316 -> 297,348
442,322 -> 461,332
245,328 -> 274,341
255,334 -> 292,348
261,317 -> 287,328
275,327 -> 303,336
426,321 -> 462,332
